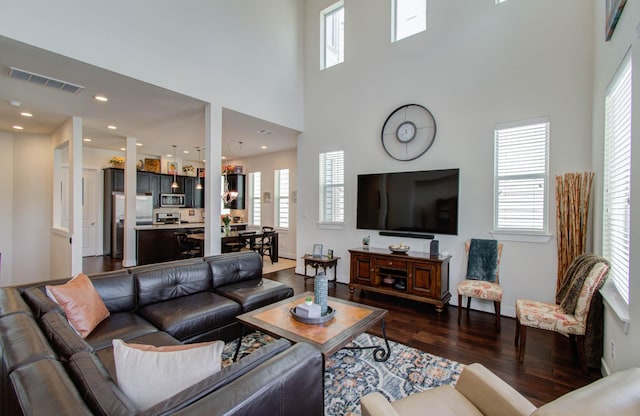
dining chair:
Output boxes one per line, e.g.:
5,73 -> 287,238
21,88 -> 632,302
175,233 -> 198,258
252,230 -> 275,263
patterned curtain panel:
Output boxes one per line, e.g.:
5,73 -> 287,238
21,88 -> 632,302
554,172 -> 594,296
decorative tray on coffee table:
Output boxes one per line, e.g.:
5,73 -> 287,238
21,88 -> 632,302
290,306 -> 336,324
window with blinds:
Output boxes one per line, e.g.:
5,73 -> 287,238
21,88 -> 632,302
319,151 -> 345,224
275,169 -> 289,228
603,54 -> 632,304
494,118 -> 549,232
249,172 -> 261,226
321,1 -> 344,70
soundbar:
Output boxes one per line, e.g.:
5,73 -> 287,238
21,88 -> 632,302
379,231 -> 435,239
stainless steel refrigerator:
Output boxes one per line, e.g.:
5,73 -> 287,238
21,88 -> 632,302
112,193 -> 154,258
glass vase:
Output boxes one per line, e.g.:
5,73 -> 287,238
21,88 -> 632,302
314,272 -> 329,315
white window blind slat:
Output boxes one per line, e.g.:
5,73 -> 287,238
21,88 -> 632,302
494,119 -> 549,232
249,172 -> 261,226
275,169 -> 289,228
319,151 -> 345,223
603,54 -> 632,304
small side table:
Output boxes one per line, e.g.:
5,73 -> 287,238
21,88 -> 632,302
302,254 -> 340,284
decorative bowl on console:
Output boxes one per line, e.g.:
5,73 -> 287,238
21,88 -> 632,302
389,244 -> 410,254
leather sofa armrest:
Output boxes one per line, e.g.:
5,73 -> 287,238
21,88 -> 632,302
141,338 -> 294,416
532,367 -> 640,416
163,342 -> 324,416
455,363 -> 537,416
361,392 -> 400,416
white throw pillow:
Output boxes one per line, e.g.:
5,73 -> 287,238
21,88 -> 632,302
112,339 -> 224,411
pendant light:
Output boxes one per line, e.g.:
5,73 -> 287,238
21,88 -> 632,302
171,144 -> 179,190
196,147 -> 203,190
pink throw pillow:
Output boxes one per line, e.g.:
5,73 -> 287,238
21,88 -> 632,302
46,273 -> 110,338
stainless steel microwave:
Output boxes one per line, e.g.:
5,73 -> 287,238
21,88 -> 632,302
160,193 -> 186,207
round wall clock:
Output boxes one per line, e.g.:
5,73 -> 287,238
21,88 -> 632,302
381,104 -> 436,161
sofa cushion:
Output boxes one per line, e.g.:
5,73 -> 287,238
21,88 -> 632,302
0,313 -> 57,373
0,287 -> 32,318
40,311 -> 94,361
85,312 -> 159,351
21,286 -> 62,318
215,278 -> 294,312
90,271 -> 136,313
395,385 -> 483,416
67,351 -> 137,416
206,251 -> 263,289
9,358 -> 93,416
113,338 -> 224,411
137,291 -> 241,341
134,262 -> 212,307
96,331 -> 184,382
46,273 -> 111,338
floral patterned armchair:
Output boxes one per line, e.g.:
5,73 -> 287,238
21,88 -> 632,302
515,254 -> 610,372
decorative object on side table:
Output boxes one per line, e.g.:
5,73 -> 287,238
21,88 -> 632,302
312,243 -> 323,258
327,249 -> 333,259
362,235 -> 370,249
389,243 -> 410,254
314,272 -> 329,315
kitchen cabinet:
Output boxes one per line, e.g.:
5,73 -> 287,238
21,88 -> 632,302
194,178 -> 205,208
348,247 -> 451,312
136,171 -> 155,194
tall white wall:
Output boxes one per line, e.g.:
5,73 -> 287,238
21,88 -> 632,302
0,0 -> 304,132
591,0 -> 640,373
299,0 -> 594,317
0,132 -> 15,286
226,148 -> 297,259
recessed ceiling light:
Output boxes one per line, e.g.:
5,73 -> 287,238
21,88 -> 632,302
107,124 -> 117,130
20,112 -> 33,117
94,95 -> 108,102
136,143 -> 143,147
183,150 -> 189,154
221,156 -> 226,160
120,147 -> 126,151
83,138 -> 92,142
12,125 -> 23,130
203,159 -> 206,162
261,145 -> 268,149
167,154 -> 172,157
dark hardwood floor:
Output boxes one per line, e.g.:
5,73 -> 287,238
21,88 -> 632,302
82,255 -> 602,407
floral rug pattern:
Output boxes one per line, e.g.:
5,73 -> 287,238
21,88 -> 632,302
222,332 -> 463,416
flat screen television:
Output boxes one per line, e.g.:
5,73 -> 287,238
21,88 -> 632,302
357,168 -> 459,236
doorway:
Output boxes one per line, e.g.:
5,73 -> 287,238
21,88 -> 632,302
82,169 -> 99,257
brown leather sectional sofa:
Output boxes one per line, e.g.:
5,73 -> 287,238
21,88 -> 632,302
0,251 -> 324,416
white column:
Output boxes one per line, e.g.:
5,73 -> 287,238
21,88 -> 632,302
204,103 -> 222,256
69,116 -> 83,275
123,137 -> 138,267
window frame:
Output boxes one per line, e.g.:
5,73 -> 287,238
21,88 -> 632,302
493,117 -> 550,236
275,168 -> 290,229
602,52 -> 632,305
319,150 -> 345,225
320,1 -> 345,70
392,0 -> 427,43
248,171 -> 261,226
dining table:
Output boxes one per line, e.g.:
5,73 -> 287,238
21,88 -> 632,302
187,230 -> 278,263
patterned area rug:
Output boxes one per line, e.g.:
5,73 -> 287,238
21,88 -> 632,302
222,332 -> 464,415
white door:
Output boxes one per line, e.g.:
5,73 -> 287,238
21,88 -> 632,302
82,169 -> 98,256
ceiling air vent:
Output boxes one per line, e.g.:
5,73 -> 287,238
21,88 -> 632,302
8,66 -> 84,94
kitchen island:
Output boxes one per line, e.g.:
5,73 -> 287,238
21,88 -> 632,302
136,223 -> 205,265
135,222 -> 250,265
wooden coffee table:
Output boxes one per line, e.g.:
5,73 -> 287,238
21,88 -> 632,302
235,292 -> 390,361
